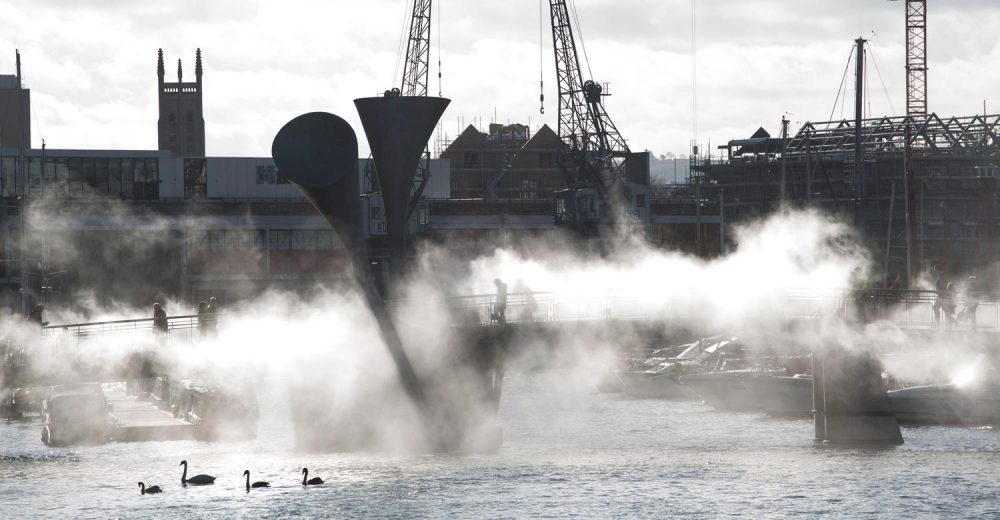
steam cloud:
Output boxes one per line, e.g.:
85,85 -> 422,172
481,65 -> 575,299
2,200 -> 992,453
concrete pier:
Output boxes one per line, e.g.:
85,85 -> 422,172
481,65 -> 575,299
107,389 -> 194,442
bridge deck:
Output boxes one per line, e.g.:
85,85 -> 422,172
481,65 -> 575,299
107,390 -> 194,442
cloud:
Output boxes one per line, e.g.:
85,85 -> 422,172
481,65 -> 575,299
0,0 -> 997,159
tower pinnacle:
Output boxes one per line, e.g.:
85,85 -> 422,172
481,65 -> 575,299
157,49 -> 164,83
195,48 -> 202,82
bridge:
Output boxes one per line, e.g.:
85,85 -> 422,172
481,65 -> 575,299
2,289 -> 995,390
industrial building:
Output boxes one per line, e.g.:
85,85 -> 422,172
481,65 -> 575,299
0,50 -> 449,314
0,39 -> 721,316
693,113 -> 1000,283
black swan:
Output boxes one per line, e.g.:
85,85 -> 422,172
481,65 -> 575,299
244,470 -> 270,492
302,467 -> 324,485
138,482 -> 162,494
179,460 -> 216,486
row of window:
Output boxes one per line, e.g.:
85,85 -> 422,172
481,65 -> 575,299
191,230 -> 340,251
0,156 -> 160,200
461,152 -> 555,169
256,165 -> 290,185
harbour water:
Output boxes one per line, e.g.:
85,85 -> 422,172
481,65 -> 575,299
2,369 -> 999,519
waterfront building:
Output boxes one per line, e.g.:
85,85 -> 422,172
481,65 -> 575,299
0,49 -> 711,315
693,114 -> 1000,283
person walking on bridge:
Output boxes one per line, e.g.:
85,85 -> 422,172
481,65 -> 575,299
931,265 -> 945,327
961,275 -> 981,330
27,304 -> 48,329
204,297 -> 219,335
941,283 -> 958,329
152,302 -> 168,336
196,300 -> 209,336
493,278 -> 508,325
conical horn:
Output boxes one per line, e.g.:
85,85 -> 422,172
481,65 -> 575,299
271,111 -> 428,411
270,112 -> 361,250
354,96 -> 450,280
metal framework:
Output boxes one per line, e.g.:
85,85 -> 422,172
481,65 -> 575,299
549,0 -> 629,189
905,0 -> 928,116
400,0 -> 433,97
366,1 -> 434,213
729,113 -> 1000,158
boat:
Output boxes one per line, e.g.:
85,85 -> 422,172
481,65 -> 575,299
746,373 -> 814,416
888,383 -> 1000,425
609,336 -> 740,399
40,383 -> 112,446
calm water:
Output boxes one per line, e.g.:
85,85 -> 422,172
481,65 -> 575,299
2,370 -> 1000,519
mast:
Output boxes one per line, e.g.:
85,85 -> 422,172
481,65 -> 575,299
15,50 -> 29,314
854,37 -> 866,224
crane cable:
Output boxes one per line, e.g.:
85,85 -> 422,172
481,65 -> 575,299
437,0 -> 442,96
568,0 -> 593,81
391,0 -> 414,90
539,0 -> 545,114
828,44 -> 855,122
868,44 -> 897,116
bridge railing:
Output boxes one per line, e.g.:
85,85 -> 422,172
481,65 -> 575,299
33,288 -> 999,341
42,313 -> 210,340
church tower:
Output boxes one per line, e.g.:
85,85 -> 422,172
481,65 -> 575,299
157,48 -> 205,157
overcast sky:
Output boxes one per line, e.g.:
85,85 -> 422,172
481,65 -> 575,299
1,0 -> 998,159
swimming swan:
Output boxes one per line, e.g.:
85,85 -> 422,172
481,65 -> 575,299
138,482 -> 162,494
302,467 -> 324,485
244,470 -> 270,492
179,460 -> 216,486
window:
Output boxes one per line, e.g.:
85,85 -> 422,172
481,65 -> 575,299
463,153 -> 480,168
268,230 -> 337,250
538,152 -> 554,169
95,159 -> 109,194
184,159 -> 207,199
28,158 -> 41,192
636,194 -> 646,209
68,158 -> 83,193
55,159 -> 69,195
520,179 -> 539,200
256,164 -> 277,184
1,157 -> 14,197
145,159 -> 159,199
43,158 -> 56,189
133,160 -> 147,198
121,159 -> 134,198
108,159 -> 121,196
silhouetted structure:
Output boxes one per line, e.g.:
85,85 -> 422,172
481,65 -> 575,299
157,49 -> 205,157
695,113 -> 1000,281
0,59 -> 29,149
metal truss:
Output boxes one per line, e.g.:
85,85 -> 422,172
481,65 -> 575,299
400,0 -> 432,97
549,0 -> 629,189
781,113 -> 1000,158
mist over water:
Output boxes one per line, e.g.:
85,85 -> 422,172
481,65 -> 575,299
3,207 -> 1000,517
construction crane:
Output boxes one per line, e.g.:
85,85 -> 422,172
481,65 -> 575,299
547,0 -> 648,234
365,0 -> 435,217
889,0 -> 927,115
398,0 -> 433,97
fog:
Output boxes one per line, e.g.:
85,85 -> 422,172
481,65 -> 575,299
2,201 -> 995,453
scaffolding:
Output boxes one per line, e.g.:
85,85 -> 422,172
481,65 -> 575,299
724,113 -> 1000,159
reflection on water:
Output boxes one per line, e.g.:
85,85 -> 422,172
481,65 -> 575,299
2,370 -> 1000,519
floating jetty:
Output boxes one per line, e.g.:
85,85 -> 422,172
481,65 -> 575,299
39,377 -> 258,446
107,389 -> 193,442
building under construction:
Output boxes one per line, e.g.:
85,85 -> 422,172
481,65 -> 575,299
693,112 -> 1000,284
